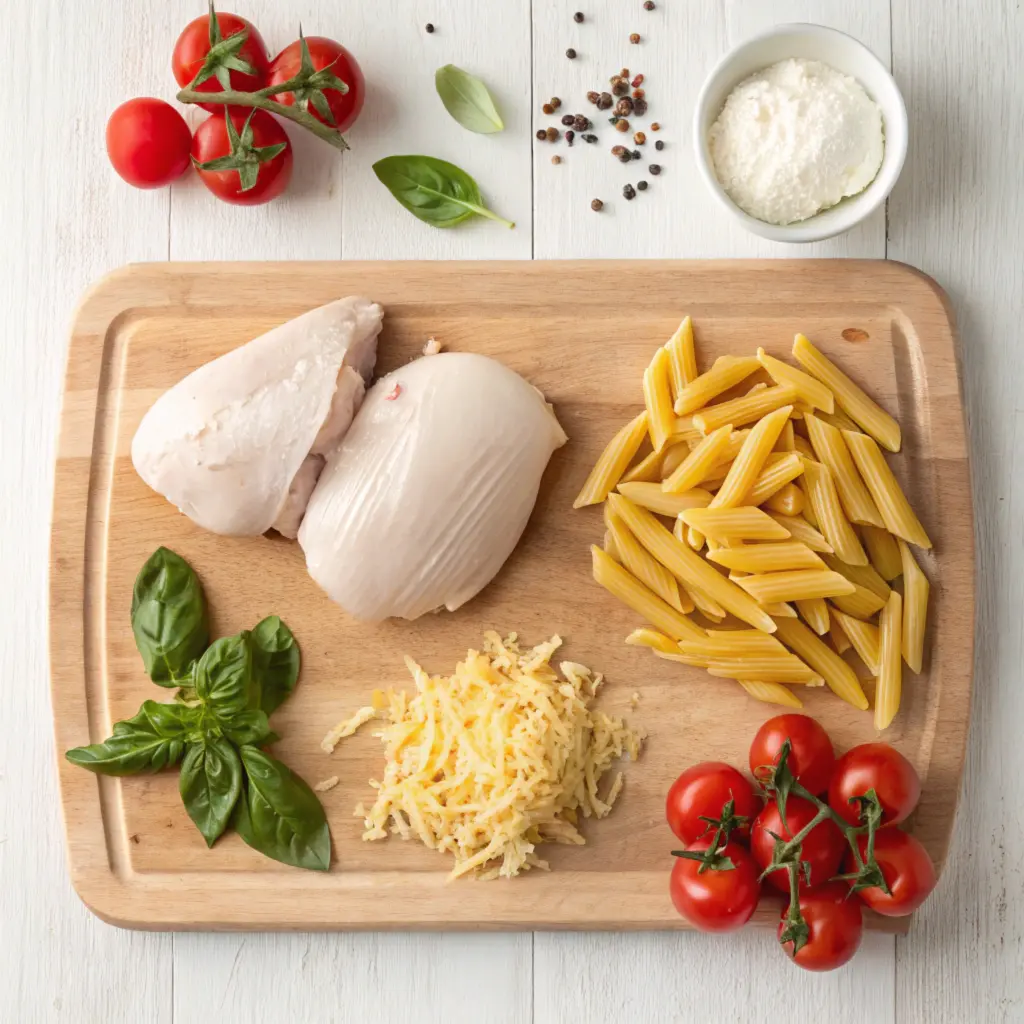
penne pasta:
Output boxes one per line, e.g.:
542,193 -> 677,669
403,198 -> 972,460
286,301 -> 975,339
591,545 -> 705,642
708,541 -> 824,574
620,446 -> 665,484
899,540 -> 930,673
764,601 -> 798,618
861,524 -> 903,581
875,591 -> 904,729
829,608 -> 853,654
764,482 -> 806,517
830,583 -> 887,620
801,459 -> 869,565
733,569 -> 856,605
607,493 -> 777,632
746,452 -> 806,507
842,430 -> 932,549
765,513 -> 832,552
772,615 -> 869,710
710,406 -> 794,508
679,631 -> 788,658
680,506 -> 792,542
625,627 -> 687,654
775,419 -> 796,453
815,406 -> 860,433
793,435 -> 816,460
603,527 -> 620,560
706,658 -> 823,685
617,481 -> 713,518
682,582 -> 727,621
692,384 -> 799,435
662,424 -> 735,494
792,333 -> 902,452
821,554 -> 891,600
796,597 -> 830,635
665,316 -> 698,396
655,650 -> 710,668
669,419 -> 705,447
574,411 -> 648,508
659,440 -> 693,480
644,346 -> 676,453
738,680 -> 804,708
674,357 -> 761,416
606,512 -> 692,613
686,526 -> 706,551
756,348 -> 835,412
831,608 -> 881,676
804,413 -> 885,527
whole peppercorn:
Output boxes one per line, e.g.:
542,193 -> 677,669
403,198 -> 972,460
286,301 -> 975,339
650,121 -> 661,131
637,180 -> 648,190
552,155 -> 562,165
591,198 -> 604,211
615,118 -> 630,132
551,97 -> 562,109
620,68 -> 630,78
630,33 -> 641,44
598,92 -> 614,109
632,88 -> 646,100
582,133 -> 598,143
546,126 -> 560,141
566,129 -> 576,145
587,91 -> 601,105
655,139 -> 665,151
574,11 -> 584,22
634,130 -> 646,145
611,77 -> 629,97
623,183 -> 636,200
535,129 -> 546,140
631,74 -> 645,88
565,47 -> 577,59
542,103 -> 555,115
425,23 -> 435,33
648,163 -> 661,175
632,149 -> 641,159
615,97 -> 634,116
561,114 -> 575,126
573,114 -> 590,131
644,0 -> 656,9
633,98 -> 648,117
611,145 -> 629,162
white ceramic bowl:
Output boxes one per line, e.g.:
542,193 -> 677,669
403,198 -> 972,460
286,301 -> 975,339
693,23 -> 907,243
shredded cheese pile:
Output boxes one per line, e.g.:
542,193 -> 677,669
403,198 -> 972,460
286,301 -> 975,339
325,632 -> 644,880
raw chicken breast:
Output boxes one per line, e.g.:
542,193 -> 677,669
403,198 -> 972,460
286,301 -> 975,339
298,352 -> 567,621
132,297 -> 383,537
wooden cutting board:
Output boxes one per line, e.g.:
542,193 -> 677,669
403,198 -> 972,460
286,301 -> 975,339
51,260 -> 972,931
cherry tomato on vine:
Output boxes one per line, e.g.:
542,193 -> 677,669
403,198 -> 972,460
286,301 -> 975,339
268,37 -> 366,133
106,98 -> 193,189
846,829 -> 936,917
669,838 -> 761,932
752,796 -> 846,893
778,882 -> 863,972
191,110 -> 293,206
666,762 -> 760,845
828,743 -> 921,827
749,714 -> 836,795
172,9 -> 270,112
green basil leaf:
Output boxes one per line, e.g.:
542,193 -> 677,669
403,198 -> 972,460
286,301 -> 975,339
248,616 -> 300,715
179,738 -> 243,847
233,747 -> 331,871
131,547 -> 208,685
194,634 -> 254,720
220,709 -> 274,747
435,64 -> 504,134
65,700 -> 198,776
372,155 -> 514,229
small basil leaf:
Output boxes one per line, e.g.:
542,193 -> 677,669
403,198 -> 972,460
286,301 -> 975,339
221,709 -> 274,747
372,155 -> 514,229
194,634 -> 254,720
435,64 -> 504,134
179,738 -> 243,847
233,747 -> 331,871
248,616 -> 300,715
66,700 -> 197,776
131,547 -> 208,685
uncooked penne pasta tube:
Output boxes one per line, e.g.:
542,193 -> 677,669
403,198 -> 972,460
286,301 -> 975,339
733,569 -> 855,605
772,615 -> 869,710
574,411 -> 648,508
738,680 -> 803,708
617,481 -> 713,518
875,591 -> 904,729
899,540 -> 930,673
659,441 -> 692,480
793,435 -> 815,460
821,553 -> 891,600
815,406 -> 860,433
607,493 -> 777,632
620,446 -> 665,484
842,430 -> 932,549
793,333 -> 902,452
831,582 -> 887,620
591,545 -> 705,642
680,506 -> 792,542
674,357 -> 761,416
804,413 -> 885,527
764,483 -> 806,517
775,420 -> 796,453
692,385 -> 799,435
682,582 -> 726,621
763,602 -> 798,618
829,608 -> 853,654
679,631 -> 788,658
801,459 -> 869,565
606,512 -> 692,613
861,524 -> 903,581
644,346 -> 676,453
669,419 -> 705,447
665,316 -> 698,396
746,452 -> 806,507
625,627 -> 687,654
706,658 -> 823,684
766,513 -> 832,552
603,527 -> 620,560
663,424 -> 734,494
831,608 -> 881,676
757,348 -> 835,412
711,406 -> 794,509
795,597 -> 830,635
708,541 -> 824,574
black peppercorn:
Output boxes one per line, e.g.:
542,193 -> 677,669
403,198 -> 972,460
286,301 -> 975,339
623,183 -> 636,200
597,92 -> 614,110
573,114 -> 590,131
615,97 -> 633,116
611,77 -> 629,96
611,145 -> 627,156
546,126 -> 560,142
582,133 -> 598,143
655,139 -> 665,151
425,23 -> 435,33
566,129 -> 575,146
561,114 -> 575,126
644,0 -> 655,9
633,98 -> 648,117
587,91 -> 600,105
637,180 -> 648,191
632,149 -> 641,159
536,129 -> 546,140
574,10 -> 584,22
591,199 -> 604,211
648,163 -> 661,175
566,47 -> 577,59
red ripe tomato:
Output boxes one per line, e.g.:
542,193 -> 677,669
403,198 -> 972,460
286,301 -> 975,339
749,714 -> 836,795
752,797 -> 846,892
106,98 -> 192,189
665,762 -> 760,845
779,882 -> 863,972
828,743 -> 921,827
268,37 -> 366,132
172,11 -> 270,112
669,838 -> 761,932
846,829 -> 936,917
191,111 -> 293,206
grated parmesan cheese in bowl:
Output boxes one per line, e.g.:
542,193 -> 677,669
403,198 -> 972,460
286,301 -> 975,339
323,632 -> 645,880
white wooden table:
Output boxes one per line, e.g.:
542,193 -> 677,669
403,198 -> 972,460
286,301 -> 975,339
1,1 -> 1020,1021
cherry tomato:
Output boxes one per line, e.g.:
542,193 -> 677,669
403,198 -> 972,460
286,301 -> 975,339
172,11 -> 270,112
669,838 -> 761,932
106,98 -> 193,189
846,829 -> 936,917
666,762 -> 760,845
752,796 -> 846,892
828,743 -> 921,827
749,714 -> 836,795
191,110 -> 293,206
267,37 -> 366,133
778,882 -> 863,972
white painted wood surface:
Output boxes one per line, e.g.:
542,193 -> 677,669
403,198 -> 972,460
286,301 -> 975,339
0,0 -> 1019,1021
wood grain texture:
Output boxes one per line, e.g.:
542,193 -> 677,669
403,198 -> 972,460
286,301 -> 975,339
52,259 -> 969,932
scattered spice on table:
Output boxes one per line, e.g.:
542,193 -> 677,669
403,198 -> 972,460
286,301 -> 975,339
632,74 -> 645,87
425,23 -> 435,33
543,102 -> 555,115
598,92 -> 613,109
612,145 -> 630,163
649,163 -> 661,175
655,139 -> 665,150
644,0 -> 656,10
633,99 -> 648,116
634,131 -> 646,145
611,77 -> 629,96
566,130 -> 575,146
546,127 -> 560,141
591,198 -> 604,211
637,180 -> 648,191
630,33 -> 641,44
615,119 -> 630,132
552,155 -> 562,165
651,121 -> 661,131
582,133 -> 598,143
566,48 -> 577,59
587,91 -> 600,105
561,114 -> 575,126
536,129 -> 546,140
633,88 -> 646,100
623,183 -> 637,200
616,97 -> 633,116
632,149 -> 641,159
574,114 -> 590,130
574,11 -> 585,22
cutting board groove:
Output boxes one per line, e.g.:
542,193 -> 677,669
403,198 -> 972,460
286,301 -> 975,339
51,261 -> 972,931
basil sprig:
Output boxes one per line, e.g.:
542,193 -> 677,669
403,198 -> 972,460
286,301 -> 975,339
66,547 -> 331,871
435,64 -> 504,134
